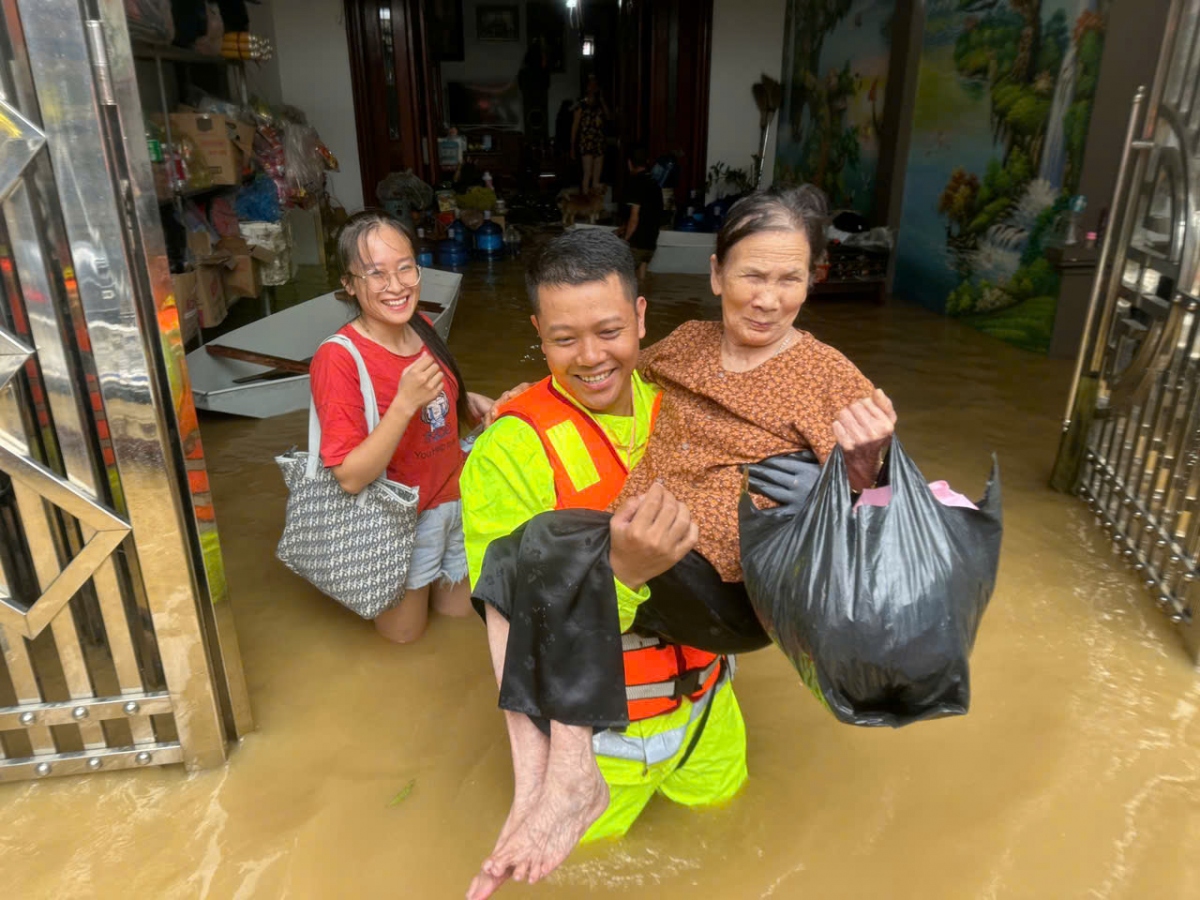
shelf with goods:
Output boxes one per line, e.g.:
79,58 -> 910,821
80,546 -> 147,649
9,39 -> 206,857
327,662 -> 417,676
131,35 -> 337,348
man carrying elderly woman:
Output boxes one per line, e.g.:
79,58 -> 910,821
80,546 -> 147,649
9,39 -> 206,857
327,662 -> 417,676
459,184 -> 897,898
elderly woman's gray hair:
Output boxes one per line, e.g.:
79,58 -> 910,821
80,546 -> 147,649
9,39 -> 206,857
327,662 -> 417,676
715,184 -> 829,270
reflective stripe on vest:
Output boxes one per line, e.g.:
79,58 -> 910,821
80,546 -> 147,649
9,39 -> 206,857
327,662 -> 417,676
496,377 -> 722,724
494,377 -> 661,509
592,668 -> 731,766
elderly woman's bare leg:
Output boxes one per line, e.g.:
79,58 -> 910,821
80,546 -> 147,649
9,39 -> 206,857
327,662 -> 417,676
485,721 -> 608,885
478,606 -> 550,880
474,603 -> 609,889
467,706 -> 549,899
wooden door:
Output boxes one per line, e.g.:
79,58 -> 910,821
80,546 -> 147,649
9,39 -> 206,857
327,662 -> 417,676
617,0 -> 713,205
345,0 -> 441,205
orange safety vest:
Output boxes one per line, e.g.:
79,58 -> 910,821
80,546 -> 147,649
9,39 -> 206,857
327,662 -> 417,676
496,377 -> 723,722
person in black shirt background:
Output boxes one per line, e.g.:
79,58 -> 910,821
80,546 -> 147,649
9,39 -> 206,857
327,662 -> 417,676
622,146 -> 664,280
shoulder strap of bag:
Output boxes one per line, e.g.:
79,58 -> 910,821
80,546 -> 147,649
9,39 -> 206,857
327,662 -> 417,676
305,333 -> 382,480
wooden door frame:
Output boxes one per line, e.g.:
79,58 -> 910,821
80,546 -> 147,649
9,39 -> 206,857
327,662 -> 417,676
344,0 -> 440,206
618,0 -> 713,204
344,0 -> 712,205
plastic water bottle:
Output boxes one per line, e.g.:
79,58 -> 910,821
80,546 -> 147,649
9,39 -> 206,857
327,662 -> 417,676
447,210 -> 467,246
437,238 -> 469,269
414,227 -> 435,268
504,224 -> 522,257
475,211 -> 504,260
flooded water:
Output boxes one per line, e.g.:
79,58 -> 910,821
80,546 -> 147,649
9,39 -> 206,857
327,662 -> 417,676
4,259 -> 1200,899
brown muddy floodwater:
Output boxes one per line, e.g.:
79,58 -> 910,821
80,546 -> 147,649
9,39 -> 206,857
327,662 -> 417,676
4,258 -> 1200,899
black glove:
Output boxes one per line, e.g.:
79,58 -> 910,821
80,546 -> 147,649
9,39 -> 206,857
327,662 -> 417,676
745,450 -> 821,517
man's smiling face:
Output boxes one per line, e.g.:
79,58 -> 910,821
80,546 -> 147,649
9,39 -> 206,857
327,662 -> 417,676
533,274 -> 647,416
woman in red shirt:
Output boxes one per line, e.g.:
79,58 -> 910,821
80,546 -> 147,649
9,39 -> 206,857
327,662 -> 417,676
309,210 -> 493,643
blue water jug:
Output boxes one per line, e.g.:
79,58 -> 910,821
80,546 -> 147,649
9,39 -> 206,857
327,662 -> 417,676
415,228 -> 435,268
706,198 -> 730,231
475,211 -> 504,260
437,238 -> 469,269
447,215 -> 467,246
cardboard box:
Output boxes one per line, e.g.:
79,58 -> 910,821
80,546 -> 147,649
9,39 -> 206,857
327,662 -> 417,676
169,113 -> 255,186
171,271 -> 199,342
187,228 -> 217,260
171,270 -> 197,312
216,236 -> 277,299
222,254 -> 259,300
194,254 -> 234,328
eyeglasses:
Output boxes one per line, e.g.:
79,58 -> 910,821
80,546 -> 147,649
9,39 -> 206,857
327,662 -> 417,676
352,264 -> 423,291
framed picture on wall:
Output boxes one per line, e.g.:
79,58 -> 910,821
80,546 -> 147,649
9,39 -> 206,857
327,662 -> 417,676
428,0 -> 465,62
476,4 -> 520,42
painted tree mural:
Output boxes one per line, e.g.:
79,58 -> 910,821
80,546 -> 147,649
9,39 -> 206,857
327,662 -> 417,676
775,0 -> 893,213
893,0 -> 1109,353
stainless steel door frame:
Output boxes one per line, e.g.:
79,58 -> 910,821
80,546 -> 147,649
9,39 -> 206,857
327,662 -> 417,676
0,0 -> 251,780
95,0 -> 253,743
1055,0 -> 1200,661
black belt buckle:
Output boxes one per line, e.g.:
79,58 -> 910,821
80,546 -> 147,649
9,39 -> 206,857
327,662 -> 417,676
673,668 -> 704,699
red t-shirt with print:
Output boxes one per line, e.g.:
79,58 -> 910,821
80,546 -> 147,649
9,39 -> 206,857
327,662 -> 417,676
309,321 -> 462,513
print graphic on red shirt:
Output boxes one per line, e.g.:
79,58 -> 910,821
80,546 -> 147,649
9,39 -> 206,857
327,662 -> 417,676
420,390 -> 452,435
309,321 -> 463,513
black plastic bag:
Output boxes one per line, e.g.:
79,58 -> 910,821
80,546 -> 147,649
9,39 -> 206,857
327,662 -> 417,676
739,437 -> 1002,727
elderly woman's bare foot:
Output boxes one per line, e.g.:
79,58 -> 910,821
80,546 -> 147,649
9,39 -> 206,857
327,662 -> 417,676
522,770 -> 609,885
480,711 -> 549,880
485,722 -> 609,884
484,786 -> 539,874
466,868 -> 509,900
467,789 -> 541,900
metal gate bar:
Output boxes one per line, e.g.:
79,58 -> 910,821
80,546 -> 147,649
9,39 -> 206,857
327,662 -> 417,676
1057,0 -> 1200,660
98,0 -> 254,741
0,0 -> 251,780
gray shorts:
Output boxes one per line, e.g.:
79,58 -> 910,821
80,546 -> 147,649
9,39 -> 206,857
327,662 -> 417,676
406,500 -> 468,591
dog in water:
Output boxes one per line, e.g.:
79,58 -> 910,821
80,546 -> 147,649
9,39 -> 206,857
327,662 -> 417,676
557,187 -> 605,227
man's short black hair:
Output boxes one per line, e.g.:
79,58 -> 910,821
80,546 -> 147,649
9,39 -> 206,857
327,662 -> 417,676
525,229 -> 638,315
628,145 -> 650,169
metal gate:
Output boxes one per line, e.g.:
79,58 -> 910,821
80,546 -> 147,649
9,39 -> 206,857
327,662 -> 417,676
1056,0 -> 1200,660
0,1 -> 251,779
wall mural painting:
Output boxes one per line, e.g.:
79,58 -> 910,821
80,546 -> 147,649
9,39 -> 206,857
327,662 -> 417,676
774,0 -> 895,217
892,0 -> 1108,353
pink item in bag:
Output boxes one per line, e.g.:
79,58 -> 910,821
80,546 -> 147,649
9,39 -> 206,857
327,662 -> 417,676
853,480 -> 978,511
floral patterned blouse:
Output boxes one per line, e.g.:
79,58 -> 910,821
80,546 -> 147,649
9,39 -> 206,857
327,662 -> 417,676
616,320 -> 874,581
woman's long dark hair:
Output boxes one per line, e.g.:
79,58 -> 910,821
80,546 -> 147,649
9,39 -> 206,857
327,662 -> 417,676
335,209 -> 473,429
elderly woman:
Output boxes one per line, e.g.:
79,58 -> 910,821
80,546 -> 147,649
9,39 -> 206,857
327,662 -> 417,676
467,186 -> 895,898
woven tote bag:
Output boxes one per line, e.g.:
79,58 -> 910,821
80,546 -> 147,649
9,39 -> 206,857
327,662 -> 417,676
275,334 -> 419,618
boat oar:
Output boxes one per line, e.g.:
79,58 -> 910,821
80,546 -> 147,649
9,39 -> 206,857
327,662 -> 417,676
205,344 -> 312,385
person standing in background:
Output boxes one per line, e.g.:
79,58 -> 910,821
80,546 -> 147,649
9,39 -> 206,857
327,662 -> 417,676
571,75 -> 610,195
622,145 -> 664,280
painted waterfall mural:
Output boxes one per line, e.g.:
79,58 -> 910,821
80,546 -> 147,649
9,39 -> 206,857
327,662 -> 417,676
892,0 -> 1108,353
774,0 -> 895,217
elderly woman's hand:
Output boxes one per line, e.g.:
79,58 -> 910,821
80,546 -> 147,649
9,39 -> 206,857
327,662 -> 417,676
832,389 -> 897,492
